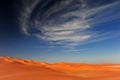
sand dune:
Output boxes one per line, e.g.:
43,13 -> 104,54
0,56 -> 120,80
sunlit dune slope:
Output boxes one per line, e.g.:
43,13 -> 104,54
0,56 -> 85,80
0,56 -> 120,80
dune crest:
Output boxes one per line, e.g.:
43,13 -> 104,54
0,56 -> 120,80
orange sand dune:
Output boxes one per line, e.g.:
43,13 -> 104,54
0,56 -> 120,80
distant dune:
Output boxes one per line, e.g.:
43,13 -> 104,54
0,56 -> 120,80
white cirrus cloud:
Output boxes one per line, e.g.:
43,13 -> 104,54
18,0 -> 120,46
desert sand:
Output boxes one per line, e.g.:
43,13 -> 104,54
0,56 -> 120,80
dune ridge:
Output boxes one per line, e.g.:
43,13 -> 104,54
0,56 -> 120,80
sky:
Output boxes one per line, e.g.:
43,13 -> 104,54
0,0 -> 120,63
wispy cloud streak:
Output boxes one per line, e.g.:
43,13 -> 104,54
18,0 -> 120,46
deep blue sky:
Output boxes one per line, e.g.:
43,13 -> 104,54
0,0 -> 120,63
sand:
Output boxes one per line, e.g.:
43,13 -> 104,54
0,56 -> 120,80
